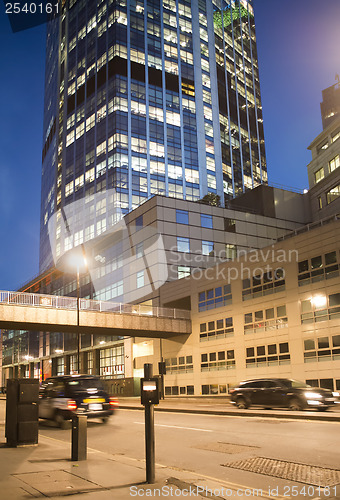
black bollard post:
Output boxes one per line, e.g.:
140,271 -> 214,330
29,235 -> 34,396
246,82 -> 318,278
141,363 -> 158,484
145,402 -> 155,483
71,415 -> 87,461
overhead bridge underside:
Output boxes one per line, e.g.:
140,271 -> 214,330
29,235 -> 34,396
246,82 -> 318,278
0,292 -> 191,338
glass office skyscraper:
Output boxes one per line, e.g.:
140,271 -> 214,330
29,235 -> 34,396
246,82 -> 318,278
40,0 -> 267,272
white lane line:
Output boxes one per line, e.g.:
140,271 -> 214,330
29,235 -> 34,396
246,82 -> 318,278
134,422 -> 212,432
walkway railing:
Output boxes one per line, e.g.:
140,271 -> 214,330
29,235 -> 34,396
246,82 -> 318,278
276,213 -> 340,242
0,291 -> 190,320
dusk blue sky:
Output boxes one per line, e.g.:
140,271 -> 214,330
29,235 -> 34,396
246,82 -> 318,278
0,0 -> 339,291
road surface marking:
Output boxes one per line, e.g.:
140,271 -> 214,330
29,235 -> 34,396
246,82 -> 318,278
134,421 -> 212,432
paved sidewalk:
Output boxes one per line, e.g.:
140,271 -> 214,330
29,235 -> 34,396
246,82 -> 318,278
0,425 -> 281,500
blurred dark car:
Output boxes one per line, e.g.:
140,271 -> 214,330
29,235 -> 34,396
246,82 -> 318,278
229,378 -> 339,411
39,375 -> 118,426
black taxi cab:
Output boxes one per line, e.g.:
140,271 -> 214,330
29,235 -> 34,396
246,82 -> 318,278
39,375 -> 118,426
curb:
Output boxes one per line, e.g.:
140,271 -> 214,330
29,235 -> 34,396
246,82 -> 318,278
118,405 -> 340,422
1,397 -> 339,422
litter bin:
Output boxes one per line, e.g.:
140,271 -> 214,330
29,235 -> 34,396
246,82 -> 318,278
5,378 -> 39,447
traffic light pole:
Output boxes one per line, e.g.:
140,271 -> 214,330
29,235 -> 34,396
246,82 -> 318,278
159,339 -> 165,400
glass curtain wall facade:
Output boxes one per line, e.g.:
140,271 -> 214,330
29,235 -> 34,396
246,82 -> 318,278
212,0 -> 266,196
40,0 -> 266,272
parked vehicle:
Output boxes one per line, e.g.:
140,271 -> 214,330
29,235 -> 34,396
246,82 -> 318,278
229,378 -> 339,411
39,375 -> 118,426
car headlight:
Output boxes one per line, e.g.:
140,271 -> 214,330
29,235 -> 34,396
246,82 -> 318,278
304,392 -> 322,399
332,391 -> 340,397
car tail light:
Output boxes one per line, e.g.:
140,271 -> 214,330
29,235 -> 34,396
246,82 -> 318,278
67,400 -> 77,410
109,397 -> 119,407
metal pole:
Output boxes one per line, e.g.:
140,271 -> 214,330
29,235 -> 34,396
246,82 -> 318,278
144,363 -> 153,379
77,266 -> 80,374
159,339 -> 164,400
145,403 -> 155,483
71,415 -> 87,461
144,363 -> 155,484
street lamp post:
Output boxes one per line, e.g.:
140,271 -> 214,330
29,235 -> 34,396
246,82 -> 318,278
68,248 -> 87,375
76,264 -> 80,374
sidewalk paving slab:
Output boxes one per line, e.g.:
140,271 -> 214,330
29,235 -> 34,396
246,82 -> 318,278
0,432 -> 289,500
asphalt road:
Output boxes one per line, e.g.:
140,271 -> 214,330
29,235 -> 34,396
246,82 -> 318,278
0,401 -> 339,499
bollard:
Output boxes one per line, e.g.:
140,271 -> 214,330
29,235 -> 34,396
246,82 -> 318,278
145,403 -> 155,483
71,415 -> 87,461
141,363 -> 159,484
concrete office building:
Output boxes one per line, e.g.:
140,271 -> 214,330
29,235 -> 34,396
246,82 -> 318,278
149,214 -> 340,396
132,83 -> 340,396
307,111 -> 340,220
320,78 -> 340,130
2,188 -> 339,393
40,0 -> 267,273
1,191 -> 305,386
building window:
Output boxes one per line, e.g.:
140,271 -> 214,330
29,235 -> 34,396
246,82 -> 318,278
164,356 -> 193,374
87,351 -> 93,375
304,334 -> 340,363
329,154 -> 340,173
94,280 -> 124,301
202,240 -> 214,255
225,244 -> 237,260
318,196 -> 323,209
165,385 -> 195,396
70,355 -> 77,375
177,236 -> 190,253
331,130 -> 340,143
243,305 -> 288,334
314,167 -> 324,184
57,357 -> 64,376
301,292 -> 340,324
165,385 -> 189,396
137,270 -> 144,288
178,266 -> 190,279
199,316 -> 234,341
136,242 -> 144,258
297,250 -> 339,286
242,268 -> 285,301
326,184 -> 340,204
135,215 -> 143,231
201,350 -> 235,371
198,284 -> 232,311
99,345 -> 124,379
224,218 -> 236,232
306,378 -> 336,391
176,209 -> 189,224
246,342 -> 290,366
200,214 -> 213,228
201,384 -> 230,395
317,140 -> 328,152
